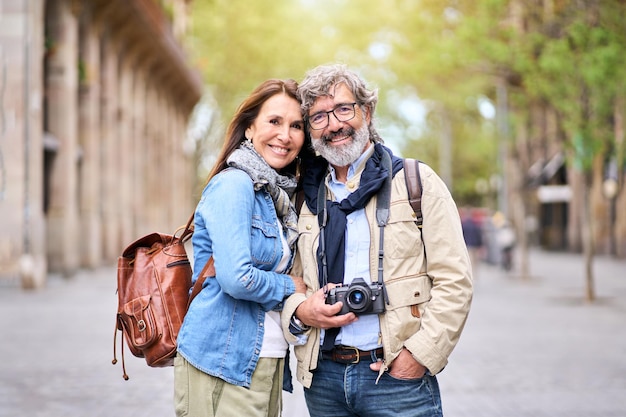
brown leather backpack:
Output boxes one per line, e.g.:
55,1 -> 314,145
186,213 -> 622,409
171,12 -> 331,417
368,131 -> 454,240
112,215 -> 214,380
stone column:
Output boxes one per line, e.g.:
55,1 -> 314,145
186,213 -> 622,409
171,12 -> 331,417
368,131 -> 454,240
165,98 -> 177,229
172,107 -> 194,224
144,80 -> 161,231
99,34 -> 120,262
131,67 -> 147,237
0,0 -> 47,287
170,108 -> 183,225
77,5 -> 102,268
159,90 -> 170,232
45,0 -> 80,276
117,58 -> 134,246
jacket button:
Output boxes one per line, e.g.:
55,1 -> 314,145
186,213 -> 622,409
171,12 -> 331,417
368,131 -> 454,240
306,224 -> 312,230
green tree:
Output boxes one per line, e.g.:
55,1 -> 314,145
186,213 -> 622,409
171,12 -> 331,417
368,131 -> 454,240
187,1 -> 626,301
522,2 -> 625,300
427,0 -> 626,298
189,0 -> 499,203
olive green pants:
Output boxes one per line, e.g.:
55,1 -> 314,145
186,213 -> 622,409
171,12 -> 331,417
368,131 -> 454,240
174,355 -> 283,417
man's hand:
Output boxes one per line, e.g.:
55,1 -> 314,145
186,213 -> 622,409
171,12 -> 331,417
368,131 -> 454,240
295,285 -> 357,329
370,347 -> 426,379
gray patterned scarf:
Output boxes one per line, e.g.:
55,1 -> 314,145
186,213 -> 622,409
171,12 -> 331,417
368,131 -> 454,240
227,140 -> 299,250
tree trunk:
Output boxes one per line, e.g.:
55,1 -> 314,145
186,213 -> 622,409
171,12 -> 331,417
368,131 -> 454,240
581,175 -> 596,302
508,142 -> 530,279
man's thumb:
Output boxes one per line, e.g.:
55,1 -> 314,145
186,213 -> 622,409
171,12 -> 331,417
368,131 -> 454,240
369,359 -> 383,372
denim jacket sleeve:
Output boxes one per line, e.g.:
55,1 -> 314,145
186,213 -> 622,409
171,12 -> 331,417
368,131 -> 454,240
196,169 -> 296,311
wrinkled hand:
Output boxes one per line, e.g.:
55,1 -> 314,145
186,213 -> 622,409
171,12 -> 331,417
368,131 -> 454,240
295,284 -> 357,329
370,347 -> 426,379
290,275 -> 307,294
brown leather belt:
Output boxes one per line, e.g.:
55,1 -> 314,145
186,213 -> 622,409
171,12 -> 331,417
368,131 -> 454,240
322,346 -> 384,364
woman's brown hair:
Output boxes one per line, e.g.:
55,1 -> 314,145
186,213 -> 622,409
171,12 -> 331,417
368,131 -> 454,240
206,79 -> 309,183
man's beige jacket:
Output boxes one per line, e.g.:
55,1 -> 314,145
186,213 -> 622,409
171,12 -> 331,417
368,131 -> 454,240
281,160 -> 474,389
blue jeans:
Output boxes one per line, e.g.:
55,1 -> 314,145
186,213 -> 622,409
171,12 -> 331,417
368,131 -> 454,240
304,355 -> 443,417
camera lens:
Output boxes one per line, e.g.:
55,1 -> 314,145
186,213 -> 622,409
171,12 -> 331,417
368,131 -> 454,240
348,290 -> 365,305
346,286 -> 370,313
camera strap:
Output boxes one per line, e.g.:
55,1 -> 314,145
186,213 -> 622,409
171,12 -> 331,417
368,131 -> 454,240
376,151 -> 392,305
317,178 -> 329,291
316,150 -> 392,305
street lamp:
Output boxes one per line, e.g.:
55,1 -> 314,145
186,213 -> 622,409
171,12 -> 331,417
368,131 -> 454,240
602,176 -> 618,256
602,178 -> 618,200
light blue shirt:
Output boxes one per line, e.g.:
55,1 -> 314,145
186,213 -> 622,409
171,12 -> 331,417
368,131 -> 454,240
324,146 -> 381,351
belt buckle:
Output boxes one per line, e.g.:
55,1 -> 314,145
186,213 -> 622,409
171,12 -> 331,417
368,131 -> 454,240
346,346 -> 360,364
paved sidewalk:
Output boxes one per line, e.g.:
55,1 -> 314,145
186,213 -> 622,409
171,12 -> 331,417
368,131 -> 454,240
439,249 -> 626,417
0,248 -> 624,417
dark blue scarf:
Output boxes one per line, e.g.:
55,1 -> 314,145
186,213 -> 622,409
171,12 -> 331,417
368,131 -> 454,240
302,143 -> 404,288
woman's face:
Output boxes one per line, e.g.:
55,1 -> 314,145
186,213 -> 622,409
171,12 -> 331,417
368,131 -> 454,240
246,93 -> 305,170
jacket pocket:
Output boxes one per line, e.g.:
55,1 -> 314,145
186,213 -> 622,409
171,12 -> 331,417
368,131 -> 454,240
250,215 -> 280,265
385,202 -> 423,260
384,274 -> 432,340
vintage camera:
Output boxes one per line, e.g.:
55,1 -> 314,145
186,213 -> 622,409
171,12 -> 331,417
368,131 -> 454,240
325,278 -> 386,316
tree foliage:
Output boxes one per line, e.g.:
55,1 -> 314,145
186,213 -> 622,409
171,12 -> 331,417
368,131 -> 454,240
188,0 -> 626,211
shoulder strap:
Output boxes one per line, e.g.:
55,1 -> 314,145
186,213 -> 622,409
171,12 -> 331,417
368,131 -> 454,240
403,158 -> 423,228
295,189 -> 305,215
181,212 -> 216,308
188,257 -> 214,308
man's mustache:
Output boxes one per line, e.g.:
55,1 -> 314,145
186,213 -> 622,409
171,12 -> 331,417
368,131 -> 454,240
322,127 -> 354,143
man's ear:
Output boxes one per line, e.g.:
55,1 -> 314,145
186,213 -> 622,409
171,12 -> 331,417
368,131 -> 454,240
365,106 -> 372,124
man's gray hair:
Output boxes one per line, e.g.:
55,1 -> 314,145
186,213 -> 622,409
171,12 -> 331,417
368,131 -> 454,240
298,64 -> 382,143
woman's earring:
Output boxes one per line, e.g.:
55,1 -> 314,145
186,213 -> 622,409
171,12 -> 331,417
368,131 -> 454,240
295,157 -> 302,182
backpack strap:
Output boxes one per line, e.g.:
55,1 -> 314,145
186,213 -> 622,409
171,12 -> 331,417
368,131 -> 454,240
181,212 -> 216,308
180,213 -> 195,242
295,188 -> 305,215
188,257 -> 215,308
403,158 -> 423,228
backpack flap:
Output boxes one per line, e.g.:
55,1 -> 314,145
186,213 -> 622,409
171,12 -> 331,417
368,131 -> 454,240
121,232 -> 172,258
120,294 -> 159,351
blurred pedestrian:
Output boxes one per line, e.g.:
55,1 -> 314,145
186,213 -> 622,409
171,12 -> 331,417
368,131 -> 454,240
174,79 -> 309,417
461,207 -> 484,278
493,212 -> 516,271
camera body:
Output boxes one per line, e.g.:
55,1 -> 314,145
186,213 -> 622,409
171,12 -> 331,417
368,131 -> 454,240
325,277 -> 386,316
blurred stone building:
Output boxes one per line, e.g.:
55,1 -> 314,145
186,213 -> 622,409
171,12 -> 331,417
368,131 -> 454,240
0,0 -> 203,288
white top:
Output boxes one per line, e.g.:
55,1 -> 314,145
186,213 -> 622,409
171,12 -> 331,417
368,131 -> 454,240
260,219 -> 290,357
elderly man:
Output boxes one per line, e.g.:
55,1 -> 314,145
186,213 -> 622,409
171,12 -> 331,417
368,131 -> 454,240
282,64 -> 473,417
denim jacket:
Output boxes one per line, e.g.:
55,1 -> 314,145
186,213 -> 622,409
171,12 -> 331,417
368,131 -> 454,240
176,168 -> 297,388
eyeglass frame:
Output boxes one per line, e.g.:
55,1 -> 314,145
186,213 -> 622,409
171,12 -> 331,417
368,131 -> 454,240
306,102 -> 358,130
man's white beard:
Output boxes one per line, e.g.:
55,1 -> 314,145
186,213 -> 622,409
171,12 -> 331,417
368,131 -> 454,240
311,123 -> 370,168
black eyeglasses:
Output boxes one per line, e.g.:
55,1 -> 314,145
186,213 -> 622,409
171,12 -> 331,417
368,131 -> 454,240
307,102 -> 357,130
